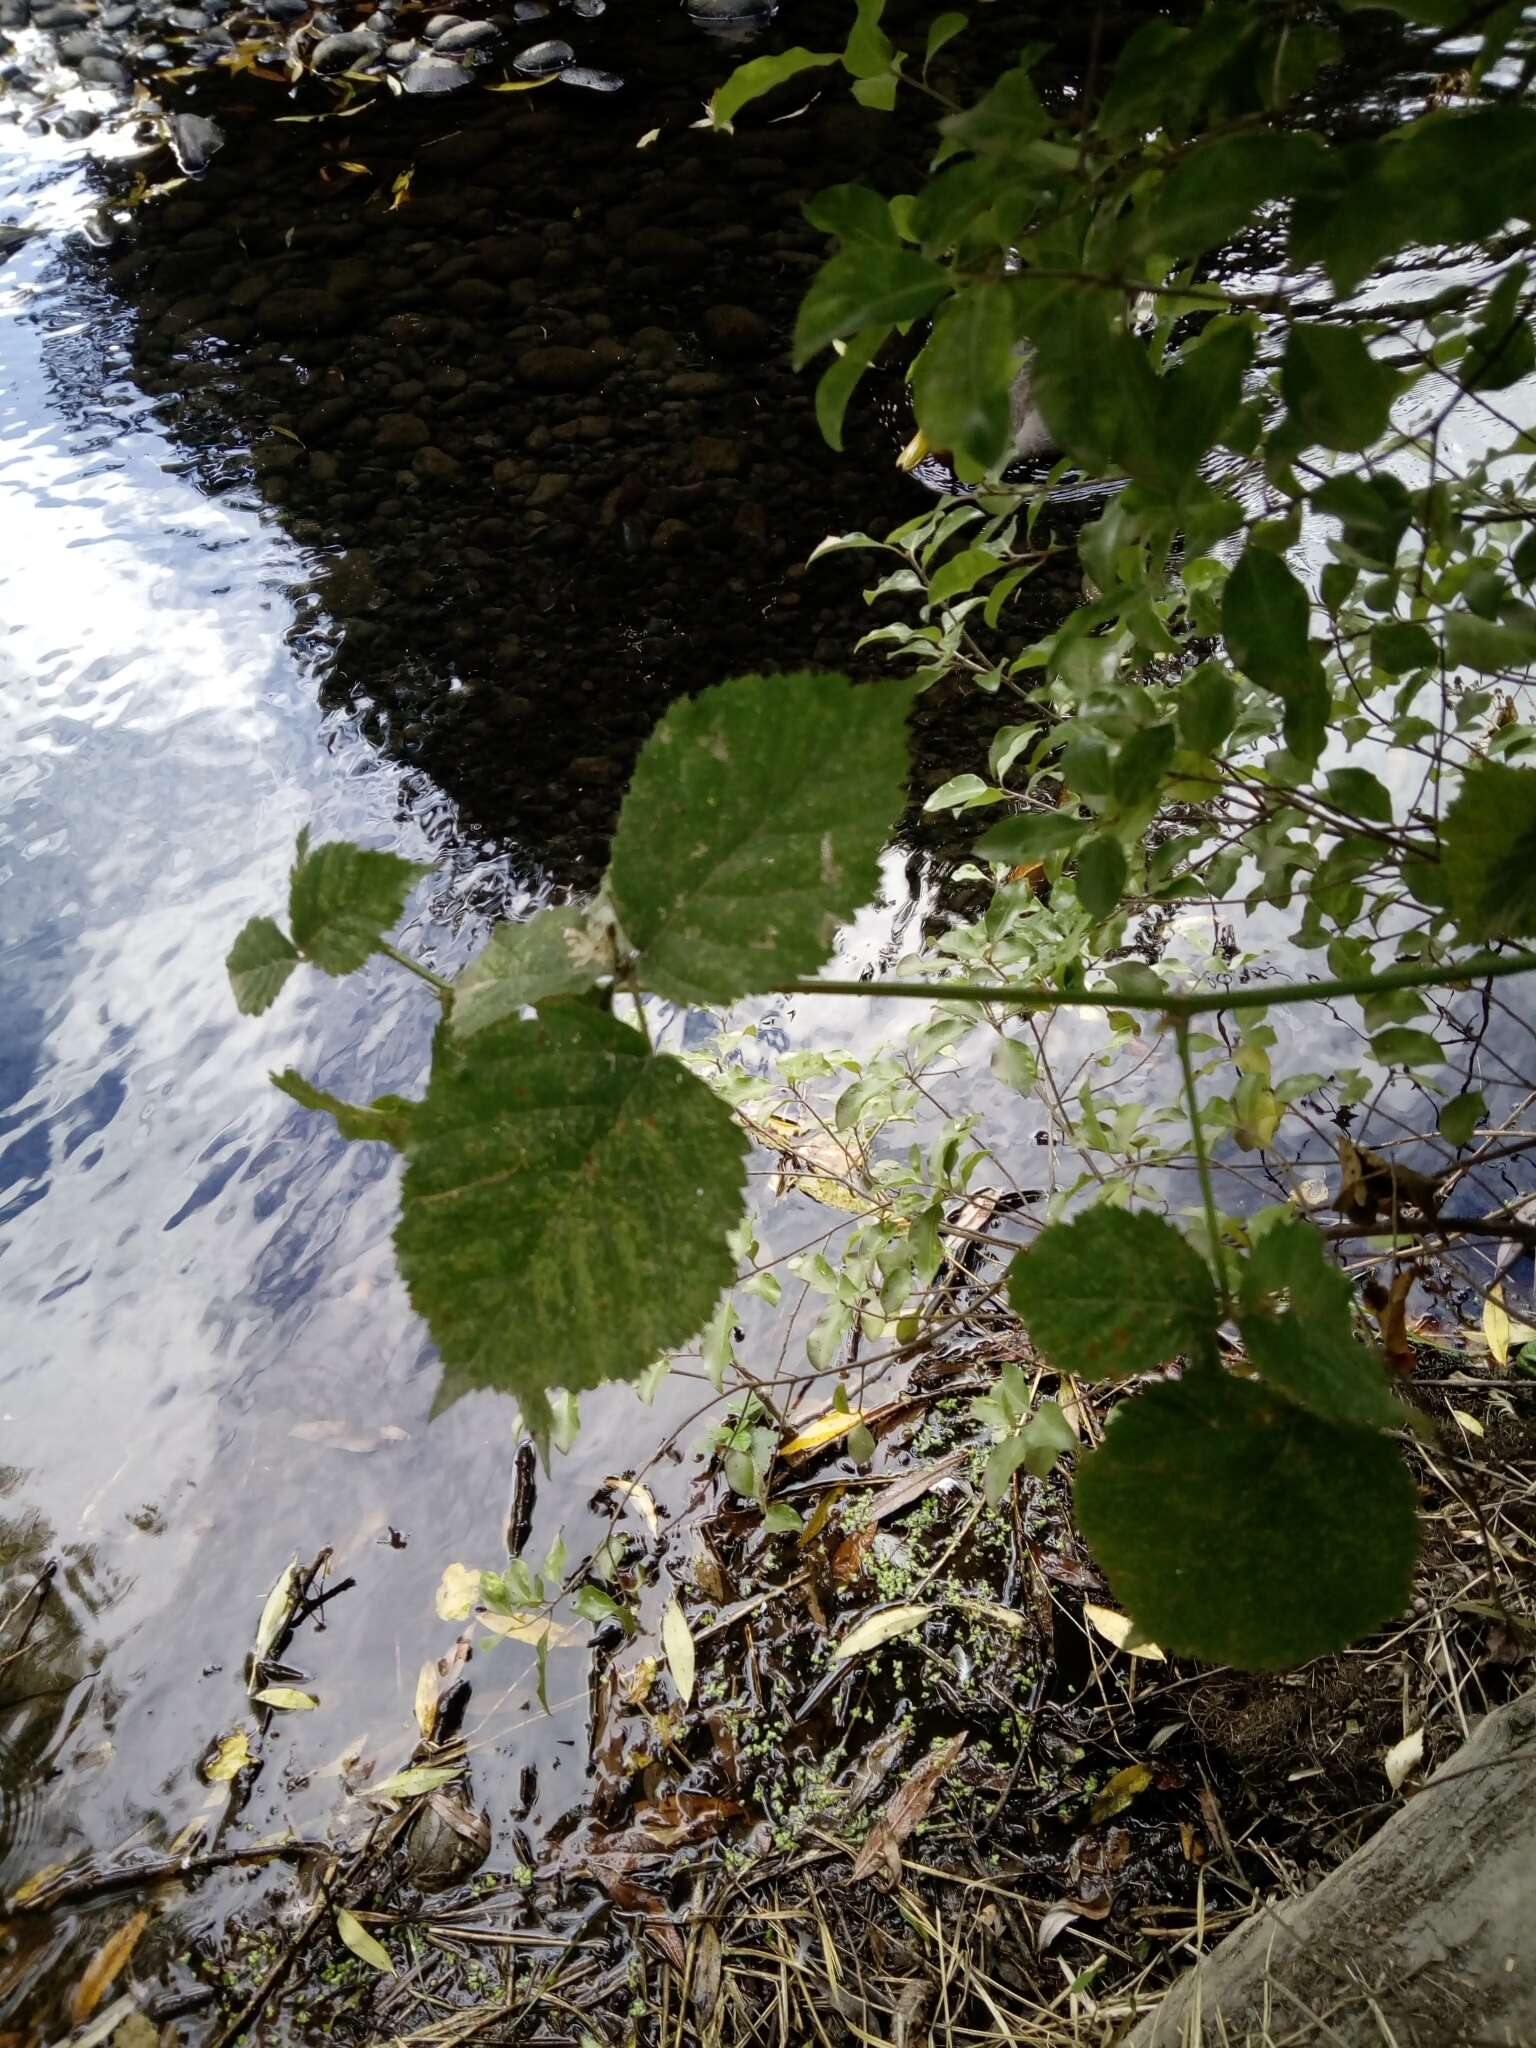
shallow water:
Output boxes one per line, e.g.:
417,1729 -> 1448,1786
2,4 -> 1534,2024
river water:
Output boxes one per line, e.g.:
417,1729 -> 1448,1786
2,2 -> 1533,2027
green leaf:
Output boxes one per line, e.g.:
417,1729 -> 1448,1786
227,916 -> 299,1016
843,0 -> 894,77
794,248 -> 949,367
1441,760 -> 1536,939
1370,620 -> 1438,675
395,1008 -> 747,1431
1222,546 -> 1326,761
1438,1089 -> 1486,1149
1312,473 -> 1412,568
1075,835 -> 1128,919
608,672 -> 915,1005
928,547 -> 1004,607
973,812 -> 1089,865
363,1764 -> 461,1801
924,774 -> 1000,813
1324,767 -> 1393,824
1445,608 -> 1536,675
924,9 -> 966,69
711,46 -> 837,129
288,838 -> 430,977
983,1399 -> 1076,1504
1112,725 -> 1177,807
1237,1220 -> 1401,1429
804,183 -> 897,247
1074,1373 -> 1418,1668
910,284 -> 1018,472
572,1583 -> 627,1628
1371,1026 -> 1446,1068
815,326 -> 885,452
1008,1210 -> 1219,1379
1462,265 -> 1535,390
1176,664 -> 1236,756
452,904 -> 604,1038
1134,131 -> 1327,261
1282,325 -> 1404,452
271,1069 -> 414,1147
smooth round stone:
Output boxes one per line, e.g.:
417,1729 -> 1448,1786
433,19 -> 497,50
311,27 -> 382,68
167,110 -> 223,171
512,35 -> 572,72
564,0 -> 604,14
512,0 -> 547,15
556,63 -> 621,89
402,51 -> 469,89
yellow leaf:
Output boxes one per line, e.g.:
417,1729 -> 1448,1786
1089,1761 -> 1152,1825
486,73 -> 557,90
252,1686 -> 318,1710
390,167 -> 414,210
10,1859 -> 70,1904
477,1611 -> 584,1647
414,1661 -> 438,1740
1450,1407 -> 1485,1437
662,1596 -> 695,1707
833,1603 -> 932,1661
1083,1603 -> 1167,1662
203,1730 -> 254,1783
336,1907 -> 395,1973
338,160 -> 370,173
1384,1726 -> 1424,1792
363,1763 -> 460,1801
636,126 -> 661,147
1485,1286 -> 1511,1365
782,1407 -> 868,1456
791,1173 -> 871,1215
71,1910 -> 150,2023
435,1562 -> 480,1621
253,1557 -> 298,1663
604,1475 -> 660,1534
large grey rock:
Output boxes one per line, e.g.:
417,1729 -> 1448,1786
1128,1688 -> 1536,2047
311,29 -> 382,69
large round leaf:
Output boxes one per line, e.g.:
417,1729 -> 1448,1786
396,1008 -> 747,1428
609,672 -> 916,1005
1074,1374 -> 1418,1669
1008,1209 -> 1219,1379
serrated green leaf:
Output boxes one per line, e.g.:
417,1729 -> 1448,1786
1442,762 -> 1536,940
1282,324 -> 1404,452
1008,1210 -> 1219,1379
1074,1374 -> 1418,1668
710,45 -> 836,128
451,905 -> 604,1038
287,838 -> 430,977
608,672 -> 915,1005
396,1008 -> 746,1431
271,1069 -> 413,1146
1237,1220 -> 1400,1429
1438,1089 -> 1486,1149
227,917 -> 299,1016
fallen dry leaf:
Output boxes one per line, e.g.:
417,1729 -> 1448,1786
782,1407 -> 868,1457
1384,1726 -> 1424,1793
1083,1603 -> 1166,1661
848,1733 -> 965,1885
1088,1761 -> 1152,1825
435,1563 -> 480,1621
71,1910 -> 150,2024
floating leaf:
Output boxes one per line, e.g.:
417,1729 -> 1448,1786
336,1908 -> 395,1974
227,917 -> 298,1015
202,1730 -> 254,1783
782,1407 -> 869,1456
604,1476 -> 661,1535
413,1662 -> 439,1740
1008,1210 -> 1218,1379
70,1911 -> 150,2024
253,1686 -> 318,1711
363,1764 -> 462,1801
451,904 -> 605,1037
608,673 -> 916,1006
287,835 -> 430,976
1089,1761 -> 1153,1825
1074,1374 -> 1418,1668
1083,1604 -> 1166,1661
396,1008 -> 747,1430
435,1563 -> 481,1621
253,1556 -> 298,1664
833,1603 -> 932,1661
662,1597 -> 696,1707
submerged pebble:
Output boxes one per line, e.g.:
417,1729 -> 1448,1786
556,63 -> 621,90
167,109 -> 223,172
433,19 -> 497,51
402,51 -> 469,90
512,35 -> 572,72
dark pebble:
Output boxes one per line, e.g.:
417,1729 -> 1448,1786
312,29 -> 382,69
516,344 -> 606,393
433,19 -> 496,50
